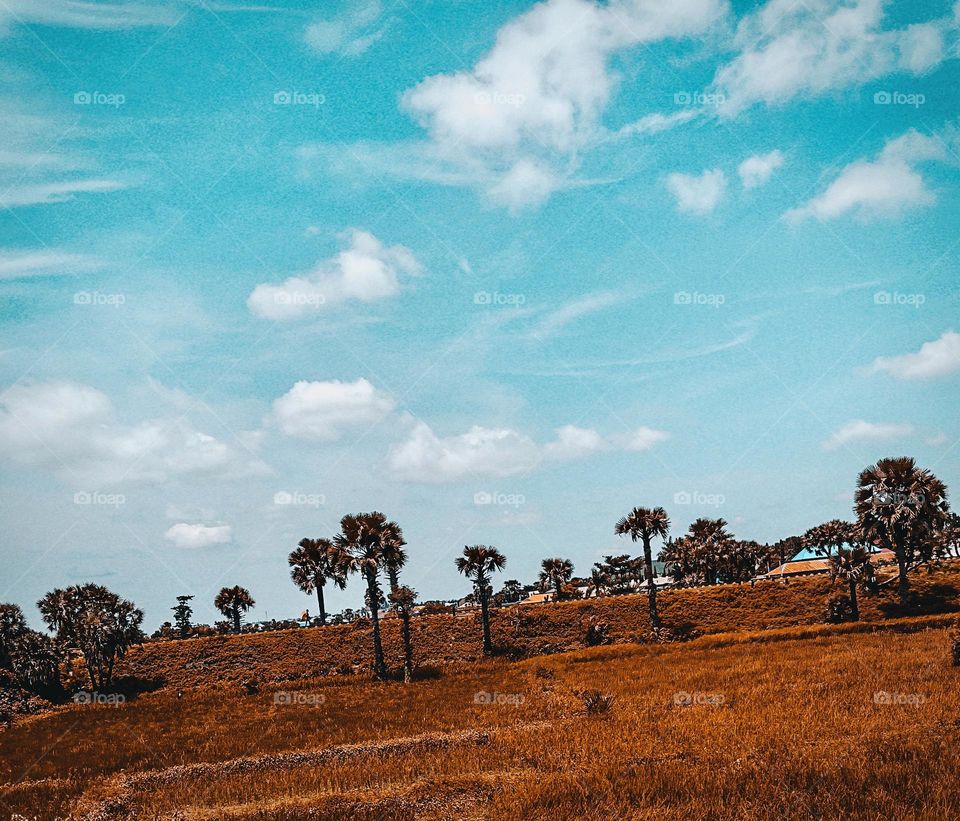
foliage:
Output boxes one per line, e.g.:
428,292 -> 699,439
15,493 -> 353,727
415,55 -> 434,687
214,587 -> 255,634
172,596 -> 194,640
289,538 -> 346,625
538,558 -> 573,597
456,545 -> 506,654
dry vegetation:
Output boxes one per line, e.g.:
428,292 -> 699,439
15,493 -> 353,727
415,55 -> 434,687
2,566 -> 958,819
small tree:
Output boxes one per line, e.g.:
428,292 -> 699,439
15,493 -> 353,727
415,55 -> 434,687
455,545 -> 507,654
539,558 -> 574,600
615,507 -> 671,629
828,547 -> 874,621
214,586 -> 255,634
388,585 -> 417,683
289,538 -> 346,625
37,584 -> 143,691
172,595 -> 194,639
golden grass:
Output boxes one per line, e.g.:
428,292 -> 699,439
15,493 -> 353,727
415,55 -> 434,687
2,618 -> 959,820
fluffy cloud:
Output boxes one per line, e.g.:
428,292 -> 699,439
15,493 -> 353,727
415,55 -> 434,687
785,130 -> 946,222
397,0 -> 726,208
0,381 -> 267,486
164,523 -> 232,549
713,0 -> 956,117
665,169 -> 726,213
738,150 -> 784,189
822,419 -> 913,451
305,0 -> 390,57
388,420 -> 669,482
867,331 -> 960,380
271,378 -> 395,441
247,229 -> 420,320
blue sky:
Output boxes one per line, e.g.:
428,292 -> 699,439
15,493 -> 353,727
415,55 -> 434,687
1,0 -> 958,629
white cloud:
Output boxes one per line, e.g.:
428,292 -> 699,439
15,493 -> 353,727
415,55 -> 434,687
305,0 -> 389,57
0,381 -> 267,486
247,228 -> 421,320
388,418 -> 669,482
665,169 -> 726,213
713,0 -> 957,117
785,130 -> 947,222
528,290 -> 626,339
164,523 -> 232,549
0,179 -> 127,208
270,378 -> 395,442
738,149 -> 784,189
868,331 -> 960,380
0,249 -> 102,280
822,419 -> 913,451
0,0 -> 176,32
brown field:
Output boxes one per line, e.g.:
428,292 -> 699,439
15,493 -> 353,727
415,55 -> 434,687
2,567 -> 959,819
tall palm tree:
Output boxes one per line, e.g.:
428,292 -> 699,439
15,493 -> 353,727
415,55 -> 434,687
855,457 -> 950,607
214,586 -> 255,634
333,512 -> 390,679
538,558 -> 574,600
455,545 -> 506,654
615,506 -> 670,629
829,546 -> 874,621
388,585 -> 417,683
379,520 -> 408,594
802,520 -> 857,557
288,538 -> 346,625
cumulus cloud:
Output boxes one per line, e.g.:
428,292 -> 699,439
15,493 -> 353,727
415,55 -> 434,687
822,419 -> 913,451
304,0 -> 390,57
388,419 -> 669,482
738,149 -> 784,189
712,0 -> 956,117
867,331 -> 960,380
785,130 -> 947,222
0,381 -> 267,486
270,378 -> 395,441
164,523 -> 232,549
665,169 -> 726,213
247,228 -> 420,320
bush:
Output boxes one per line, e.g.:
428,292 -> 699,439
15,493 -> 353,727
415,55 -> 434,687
825,593 -> 853,624
951,624 -> 960,667
585,620 -> 611,646
579,689 -> 615,715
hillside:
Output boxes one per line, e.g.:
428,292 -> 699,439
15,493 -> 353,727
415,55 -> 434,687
119,564 -> 960,689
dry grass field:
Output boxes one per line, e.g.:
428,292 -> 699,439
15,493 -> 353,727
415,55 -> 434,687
2,615 -> 959,820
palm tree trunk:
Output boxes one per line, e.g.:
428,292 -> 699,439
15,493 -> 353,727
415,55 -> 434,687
642,535 -> 660,630
365,569 -> 387,679
232,607 -> 241,634
400,608 -> 413,683
479,579 -> 492,654
316,582 -> 326,625
848,576 -> 859,621
387,563 -> 400,594
896,548 -> 910,608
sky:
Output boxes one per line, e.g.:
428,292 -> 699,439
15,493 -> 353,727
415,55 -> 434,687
1,0 -> 959,630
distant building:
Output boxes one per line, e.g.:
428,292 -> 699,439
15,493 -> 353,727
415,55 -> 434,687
757,547 -> 896,580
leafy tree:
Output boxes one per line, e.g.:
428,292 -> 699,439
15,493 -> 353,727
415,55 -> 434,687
288,538 -> 346,625
494,579 -> 524,606
214,586 -> 255,634
803,520 -> 858,557
855,457 -> 950,606
586,566 -> 612,598
37,584 -> 143,691
539,558 -> 574,600
333,512 -> 394,679
388,585 -> 417,683
379,519 -> 408,594
615,507 -> 670,629
828,547 -> 875,621
0,603 -> 27,672
171,595 -> 194,639
455,545 -> 506,654
593,554 -> 643,595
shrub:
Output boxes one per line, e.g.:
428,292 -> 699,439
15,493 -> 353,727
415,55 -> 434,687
825,593 -> 853,624
585,620 -> 611,646
579,689 -> 615,715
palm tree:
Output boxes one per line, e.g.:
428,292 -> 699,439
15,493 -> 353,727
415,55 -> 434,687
214,586 -> 255,634
539,558 -> 574,600
455,545 -> 506,654
388,585 -> 417,683
586,565 -> 612,598
802,520 -> 856,557
855,457 -> 950,607
288,538 -> 346,625
829,546 -> 874,621
615,506 -> 670,629
379,520 -> 408,594
333,512 -> 391,679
